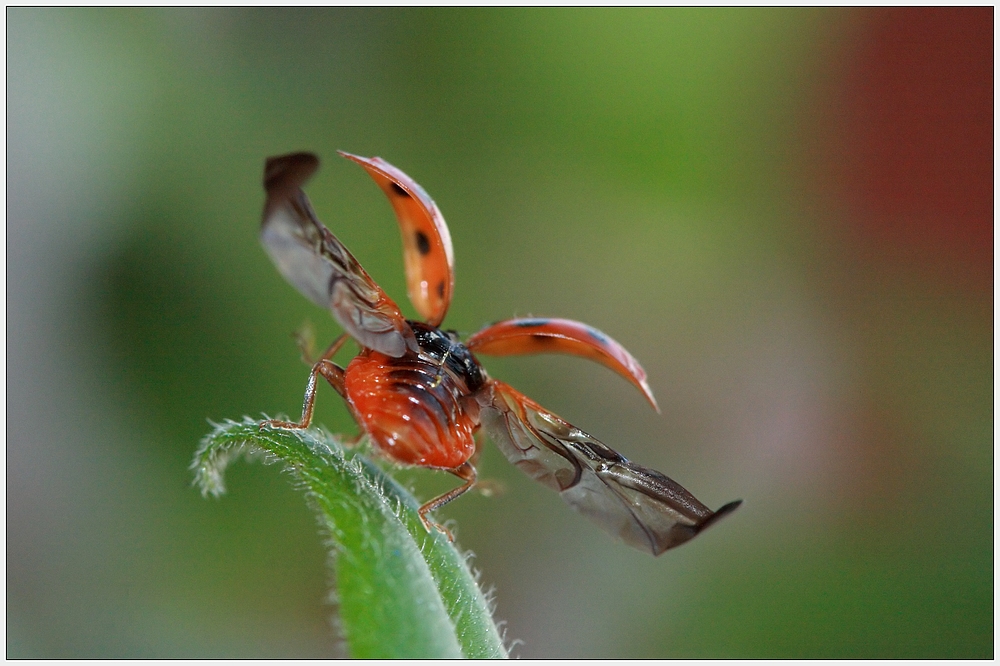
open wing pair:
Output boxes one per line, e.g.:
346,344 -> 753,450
260,151 -> 739,555
260,152 -> 438,357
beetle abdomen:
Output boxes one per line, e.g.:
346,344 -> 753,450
345,350 -> 478,468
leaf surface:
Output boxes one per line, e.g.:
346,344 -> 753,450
193,418 -> 507,659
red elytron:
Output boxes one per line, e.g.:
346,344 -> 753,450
260,151 -> 740,555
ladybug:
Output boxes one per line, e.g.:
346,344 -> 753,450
259,151 -> 740,555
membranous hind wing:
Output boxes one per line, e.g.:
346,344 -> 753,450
339,152 -> 455,327
480,381 -> 741,555
261,152 -> 416,358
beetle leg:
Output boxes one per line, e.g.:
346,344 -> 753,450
458,427 -> 500,497
296,331 -> 350,366
319,332 -> 351,361
340,432 -> 364,449
418,462 -> 477,541
428,346 -> 451,389
261,358 -> 346,431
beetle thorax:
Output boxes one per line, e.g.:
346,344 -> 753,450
407,320 -> 486,392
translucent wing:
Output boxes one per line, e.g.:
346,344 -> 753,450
467,317 -> 659,411
479,381 -> 741,555
339,151 -> 454,327
260,152 -> 416,358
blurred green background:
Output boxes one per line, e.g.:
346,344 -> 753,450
7,8 -> 991,658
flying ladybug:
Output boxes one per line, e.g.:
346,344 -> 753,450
259,151 -> 741,555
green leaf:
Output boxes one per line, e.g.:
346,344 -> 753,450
192,418 -> 507,659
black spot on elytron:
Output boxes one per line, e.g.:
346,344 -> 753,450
415,230 -> 431,255
531,333 -> 557,343
587,327 -> 608,344
437,280 -> 445,298
514,318 -> 549,328
391,182 -> 409,197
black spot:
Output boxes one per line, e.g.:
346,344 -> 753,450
391,182 -> 409,197
415,231 -> 431,255
586,327 -> 608,344
437,280 -> 445,298
531,333 -> 556,343
514,318 -> 549,328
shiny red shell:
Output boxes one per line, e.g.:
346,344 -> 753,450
344,349 -> 479,469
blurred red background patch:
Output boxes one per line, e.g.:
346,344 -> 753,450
837,8 -> 992,288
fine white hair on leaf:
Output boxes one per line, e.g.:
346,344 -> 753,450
193,416 -> 510,657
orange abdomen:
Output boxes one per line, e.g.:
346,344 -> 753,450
344,350 -> 478,469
